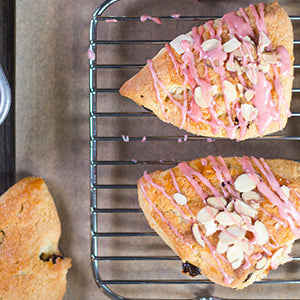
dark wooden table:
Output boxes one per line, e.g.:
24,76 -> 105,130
0,0 -> 15,194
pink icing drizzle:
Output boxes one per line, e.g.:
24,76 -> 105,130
105,18 -> 118,23
238,156 -> 300,237
147,3 -> 291,140
171,14 -> 180,19
87,49 -> 95,61
140,15 -> 162,24
140,155 -> 300,285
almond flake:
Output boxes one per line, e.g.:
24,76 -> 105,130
173,193 -> 187,205
227,225 -> 246,240
196,206 -> 218,224
234,174 -> 256,193
226,201 -> 234,212
255,256 -> 267,270
170,34 -> 193,55
242,191 -> 261,202
215,211 -> 242,227
194,86 -> 210,108
209,85 -> 218,96
237,83 -> 244,94
232,48 -> 243,60
192,223 -> 205,247
253,221 -> 269,245
235,238 -> 252,256
223,80 -> 237,103
219,230 -> 236,245
259,31 -> 270,52
241,104 -> 258,122
226,244 -> 244,264
205,220 -> 218,236
216,240 -> 228,254
235,199 -> 257,219
226,60 -> 241,74
244,90 -> 255,102
259,58 -> 270,73
261,52 -> 277,64
280,185 -> 290,199
206,196 -> 227,210
201,38 -> 220,52
246,69 -> 258,85
231,258 -> 243,269
223,36 -> 241,53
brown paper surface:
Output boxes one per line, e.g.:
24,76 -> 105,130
16,0 -> 300,299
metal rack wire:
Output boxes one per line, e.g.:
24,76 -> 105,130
89,1 -> 300,299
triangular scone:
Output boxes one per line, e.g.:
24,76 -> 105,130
138,156 -> 300,288
120,2 -> 294,140
0,177 -> 71,300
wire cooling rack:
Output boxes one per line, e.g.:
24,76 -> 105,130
89,0 -> 300,299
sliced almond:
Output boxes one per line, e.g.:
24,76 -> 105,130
192,223 -> 205,247
259,31 -> 270,52
232,48 -> 243,60
234,173 -> 256,193
261,52 -> 277,64
231,258 -> 243,269
235,199 -> 257,219
244,90 -> 255,102
235,238 -> 252,256
255,256 -> 267,270
246,68 -> 258,85
196,206 -> 218,224
216,240 -> 228,254
280,185 -> 290,199
173,193 -> 187,205
227,225 -> 246,240
253,221 -> 269,245
215,211 -> 242,227
209,84 -> 218,96
237,83 -> 244,94
226,201 -> 234,212
223,36 -> 241,53
201,38 -> 220,52
219,230 -> 236,245
242,191 -> 260,202
206,196 -> 227,210
204,220 -> 218,236
223,80 -> 237,103
241,104 -> 258,122
194,86 -> 210,108
170,34 -> 193,55
226,59 -> 241,74
169,85 -> 183,96
226,244 -> 244,263
259,58 -> 270,73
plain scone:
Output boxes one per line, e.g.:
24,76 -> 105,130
138,156 -> 300,288
120,2 -> 294,140
0,177 -> 71,300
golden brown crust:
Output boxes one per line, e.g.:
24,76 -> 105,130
138,157 -> 300,288
0,177 -> 71,300
120,2 -> 294,140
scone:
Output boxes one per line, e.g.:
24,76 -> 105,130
0,177 -> 71,300
120,2 -> 294,140
138,156 -> 300,288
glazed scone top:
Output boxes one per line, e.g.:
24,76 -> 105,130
121,2 -> 294,140
139,156 -> 300,287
